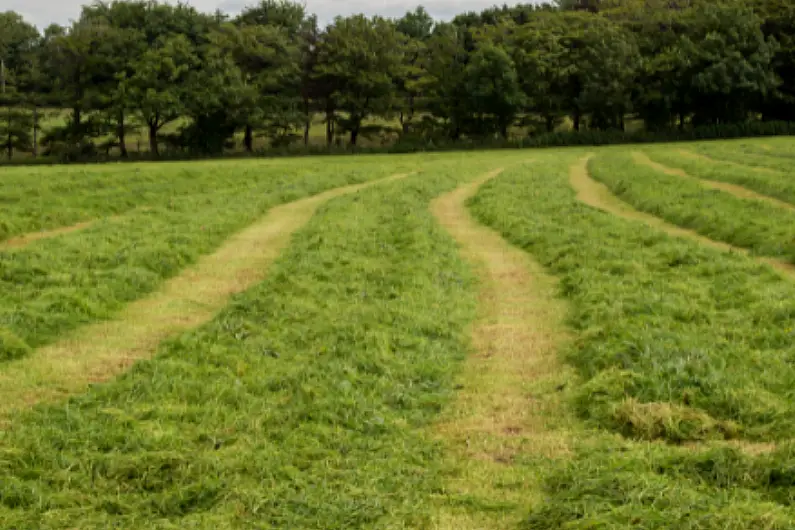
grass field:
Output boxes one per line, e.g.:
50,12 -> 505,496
2,138 -> 795,528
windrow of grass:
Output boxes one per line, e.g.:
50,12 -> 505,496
0,157 -> 514,528
589,150 -> 795,262
469,152 -> 795,527
0,160 -> 413,362
0,157 -> 356,241
691,138 -> 795,168
644,142 -> 795,204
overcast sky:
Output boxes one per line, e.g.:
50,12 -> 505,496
4,0 -> 506,30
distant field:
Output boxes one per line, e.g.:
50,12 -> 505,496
2,139 -> 795,528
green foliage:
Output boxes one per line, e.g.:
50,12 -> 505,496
314,15 -> 406,145
2,0 -> 795,160
463,43 -> 525,138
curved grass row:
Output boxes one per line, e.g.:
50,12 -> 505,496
643,144 -> 795,205
692,139 -> 795,169
0,157 -> 366,241
590,150 -> 795,262
0,156 -> 520,528
469,152 -> 795,527
0,160 -> 413,362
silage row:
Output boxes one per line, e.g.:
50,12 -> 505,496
470,151 -> 795,527
589,150 -> 795,264
0,159 -> 413,361
646,143 -> 795,204
0,155 -> 522,528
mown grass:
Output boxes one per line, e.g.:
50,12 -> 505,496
469,150 -> 795,526
643,144 -> 795,205
0,154 -> 529,528
589,150 -> 795,262
0,157 -> 371,240
472,151 -> 795,442
0,158 -> 414,361
689,138 -> 795,168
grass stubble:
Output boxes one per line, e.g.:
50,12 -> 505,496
429,166 -> 575,529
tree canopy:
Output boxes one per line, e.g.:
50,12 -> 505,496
0,0 -> 792,159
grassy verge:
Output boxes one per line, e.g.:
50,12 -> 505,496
469,151 -> 795,527
0,159 -> 412,361
589,150 -> 795,262
0,156 -> 518,528
643,144 -> 795,205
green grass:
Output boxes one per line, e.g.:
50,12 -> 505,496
643,144 -> 795,205
6,139 -> 795,528
469,149 -> 795,526
0,157 -> 415,361
691,138 -> 795,167
0,153 -> 528,528
589,149 -> 795,262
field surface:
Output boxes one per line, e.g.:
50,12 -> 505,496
2,139 -> 795,528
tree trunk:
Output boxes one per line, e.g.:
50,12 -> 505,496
545,115 -> 554,133
118,110 -> 128,158
32,106 -> 38,157
304,118 -> 310,146
244,124 -> 254,152
325,107 -> 334,146
619,114 -> 625,132
678,112 -> 685,131
148,122 -> 159,156
572,110 -> 581,132
350,125 -> 359,146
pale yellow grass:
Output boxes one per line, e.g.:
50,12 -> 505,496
0,173 -> 409,417
429,168 -> 574,529
635,150 -> 795,212
571,155 -> 795,279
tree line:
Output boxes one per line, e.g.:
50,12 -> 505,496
0,0 -> 793,160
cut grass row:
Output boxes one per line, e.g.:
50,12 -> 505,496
690,139 -> 795,169
0,173 -> 411,417
0,156 -> 525,528
642,145 -> 795,205
472,152 -> 795,442
430,170 -> 574,529
0,157 -> 344,241
0,159 -> 414,362
589,150 -> 795,263
469,151 -> 795,526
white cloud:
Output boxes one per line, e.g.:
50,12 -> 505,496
3,0 -> 509,30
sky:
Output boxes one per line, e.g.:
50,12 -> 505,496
3,0 -> 506,30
